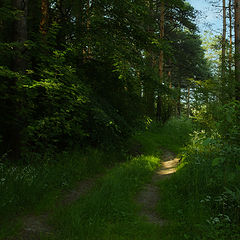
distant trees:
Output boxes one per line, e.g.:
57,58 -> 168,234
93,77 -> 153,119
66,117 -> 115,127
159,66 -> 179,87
204,0 -> 240,102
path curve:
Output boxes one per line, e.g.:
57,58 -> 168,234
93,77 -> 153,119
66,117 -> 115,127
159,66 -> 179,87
8,176 -> 100,240
137,150 -> 179,225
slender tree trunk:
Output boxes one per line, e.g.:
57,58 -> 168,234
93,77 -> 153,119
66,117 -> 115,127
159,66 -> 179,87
86,0 -> 91,57
145,0 -> 155,117
187,86 -> 190,117
159,0 -> 164,81
229,0 -> 233,74
177,81 -> 181,116
156,0 -> 165,121
9,0 -> 29,159
235,0 -> 240,100
221,0 -> 226,103
40,0 -> 49,35
13,0 -> 28,71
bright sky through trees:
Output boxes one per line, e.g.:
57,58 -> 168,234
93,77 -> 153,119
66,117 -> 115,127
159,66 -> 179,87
188,0 -> 222,34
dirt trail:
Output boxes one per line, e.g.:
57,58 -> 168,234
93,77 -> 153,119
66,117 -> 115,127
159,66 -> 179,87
8,176 -> 100,240
137,150 -> 179,225
8,151 -> 177,239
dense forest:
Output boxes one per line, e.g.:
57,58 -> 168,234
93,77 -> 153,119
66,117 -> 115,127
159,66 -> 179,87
0,0 -> 240,239
0,0 -> 210,159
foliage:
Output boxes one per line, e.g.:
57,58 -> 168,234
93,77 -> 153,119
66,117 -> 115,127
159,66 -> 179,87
0,0 -> 209,159
131,117 -> 193,154
157,104 -> 240,240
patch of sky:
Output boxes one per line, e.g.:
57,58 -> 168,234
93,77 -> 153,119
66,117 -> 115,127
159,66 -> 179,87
187,0 -> 222,34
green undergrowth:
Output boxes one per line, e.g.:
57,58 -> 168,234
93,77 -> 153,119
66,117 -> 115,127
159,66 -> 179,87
0,148 -> 123,239
51,155 -> 160,240
1,117 -> 194,240
130,117 -> 193,155
157,130 -> 240,240
46,117 -> 193,240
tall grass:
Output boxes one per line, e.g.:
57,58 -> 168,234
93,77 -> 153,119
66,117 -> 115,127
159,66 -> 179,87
0,148 -> 121,239
1,117 -> 194,240
49,117 -> 193,240
131,116 -> 193,154
157,130 -> 240,240
52,155 -> 160,240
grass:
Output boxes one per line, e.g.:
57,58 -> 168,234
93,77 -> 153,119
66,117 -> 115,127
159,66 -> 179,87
0,116 -> 194,240
45,117 -> 193,240
51,155 -> 160,240
156,130 -> 240,240
0,148 -> 122,239
130,116 -> 193,155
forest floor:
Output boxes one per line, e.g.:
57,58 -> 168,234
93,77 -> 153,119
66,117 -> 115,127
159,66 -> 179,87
3,119 -> 240,240
3,119 -> 192,240
8,150 -> 179,240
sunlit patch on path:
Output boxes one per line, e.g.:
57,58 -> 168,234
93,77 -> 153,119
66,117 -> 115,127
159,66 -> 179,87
137,150 -> 179,225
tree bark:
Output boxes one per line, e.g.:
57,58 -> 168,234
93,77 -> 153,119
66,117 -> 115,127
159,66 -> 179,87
221,0 -> 226,102
156,0 -> 165,121
13,0 -> 28,71
229,0 -> 233,74
8,0 -> 29,159
235,0 -> 240,100
187,86 -> 190,117
40,0 -> 49,35
159,0 -> 165,81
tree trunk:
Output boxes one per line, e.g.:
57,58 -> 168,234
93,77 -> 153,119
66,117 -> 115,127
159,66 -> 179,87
40,0 -> 49,35
156,0 -> 165,121
187,86 -> 190,117
13,0 -> 28,71
229,0 -> 233,74
8,0 -> 29,159
86,0 -> 91,57
221,0 -> 226,102
159,0 -> 164,81
177,81 -> 181,116
235,0 -> 240,100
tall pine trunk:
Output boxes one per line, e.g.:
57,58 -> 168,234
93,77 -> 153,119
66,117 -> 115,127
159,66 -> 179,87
221,0 -> 226,102
229,0 -> 233,74
8,0 -> 28,159
40,0 -> 49,36
156,0 -> 165,121
13,0 -> 28,70
235,0 -> 240,100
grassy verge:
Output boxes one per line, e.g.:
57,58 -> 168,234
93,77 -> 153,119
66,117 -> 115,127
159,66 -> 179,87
0,148 -> 123,239
157,131 -> 240,240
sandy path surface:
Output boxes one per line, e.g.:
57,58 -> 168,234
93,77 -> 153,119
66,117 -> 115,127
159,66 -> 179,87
137,150 -> 179,224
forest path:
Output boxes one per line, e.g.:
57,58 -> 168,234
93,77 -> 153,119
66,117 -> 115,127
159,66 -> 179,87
9,151 -> 178,239
137,150 -> 179,224
9,175 -> 102,240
